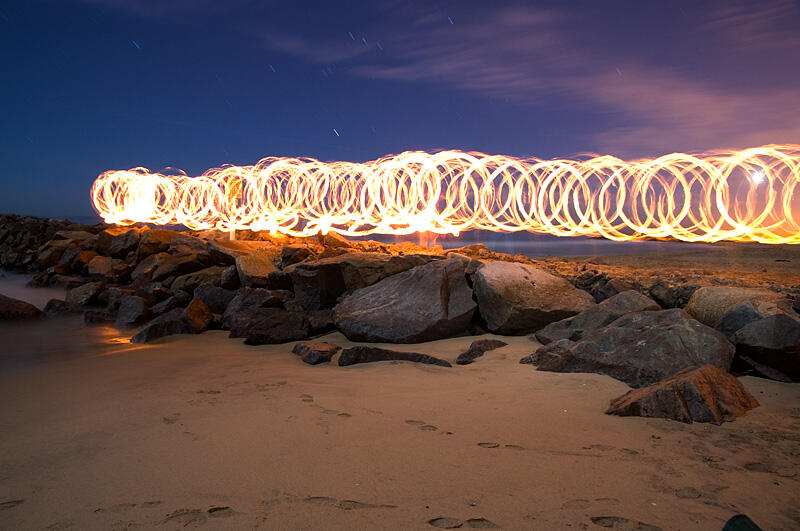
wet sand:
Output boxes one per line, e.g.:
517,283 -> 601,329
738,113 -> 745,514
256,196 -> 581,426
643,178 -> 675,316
0,321 -> 798,530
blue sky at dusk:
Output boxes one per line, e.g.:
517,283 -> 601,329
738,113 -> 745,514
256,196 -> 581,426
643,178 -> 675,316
1,0 -> 799,218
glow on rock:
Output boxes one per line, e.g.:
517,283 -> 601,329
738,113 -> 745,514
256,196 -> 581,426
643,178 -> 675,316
90,144 -> 800,243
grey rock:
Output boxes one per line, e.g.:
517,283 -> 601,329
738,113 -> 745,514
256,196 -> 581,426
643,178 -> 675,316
43,298 -> 77,315
338,346 -> 451,367
0,293 -> 41,319
234,308 -> 309,345
536,309 -> 735,388
131,308 -> 190,343
286,252 -> 432,311
455,339 -> 508,365
731,314 -> 800,382
649,281 -> 699,309
334,258 -> 476,343
280,245 -> 313,268
66,281 -> 104,306
473,261 -> 595,334
115,295 -> 149,328
221,287 -> 291,329
220,265 -> 240,290
308,309 -> 335,335
520,338 -> 574,365
171,265 -> 227,293
606,365 -> 759,424
151,291 -> 191,316
193,285 -> 236,314
535,290 -> 659,344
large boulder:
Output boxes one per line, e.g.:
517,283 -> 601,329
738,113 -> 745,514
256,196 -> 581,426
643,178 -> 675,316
731,314 -> 800,382
286,252 -> 432,311
207,239 -> 277,266
0,293 -> 41,319
36,238 -> 72,268
606,365 -> 759,424
473,261 -> 595,334
338,346 -> 451,367
536,309 -> 735,388
535,290 -> 659,344
334,258 -> 476,343
685,286 -> 792,328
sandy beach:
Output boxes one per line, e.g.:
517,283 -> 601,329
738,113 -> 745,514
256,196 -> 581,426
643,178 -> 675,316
1,302 -> 799,529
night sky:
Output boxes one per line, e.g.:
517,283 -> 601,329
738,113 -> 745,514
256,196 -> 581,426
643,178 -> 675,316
1,0 -> 799,219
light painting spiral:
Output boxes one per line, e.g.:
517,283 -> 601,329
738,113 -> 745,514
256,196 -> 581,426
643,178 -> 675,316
90,144 -> 800,243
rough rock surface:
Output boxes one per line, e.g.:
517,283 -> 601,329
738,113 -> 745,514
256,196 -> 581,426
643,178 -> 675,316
685,286 -> 792,328
606,365 -> 759,424
193,285 -> 236,314
235,248 -> 278,288
286,252 -> 431,311
536,309 -> 735,388
66,281 -> 104,306
97,227 -> 142,258
171,266 -> 226,293
338,346 -> 451,367
0,293 -> 41,319
473,261 -> 595,334
131,308 -> 190,343
535,290 -> 660,344
334,258 -> 476,343
649,281 -> 699,309
520,338 -> 574,366
184,298 -> 213,333
731,314 -> 800,382
455,339 -> 508,365
234,309 -> 309,345
222,288 -> 290,329
292,342 -> 341,365
137,229 -> 176,258
115,295 -> 149,328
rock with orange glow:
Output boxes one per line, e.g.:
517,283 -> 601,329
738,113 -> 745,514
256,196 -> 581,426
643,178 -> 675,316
473,261 -> 595,335
606,365 -> 759,424
334,258 -> 475,343
97,227 -> 142,258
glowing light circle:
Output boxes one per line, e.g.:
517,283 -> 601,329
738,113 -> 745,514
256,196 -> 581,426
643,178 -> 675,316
90,144 -> 800,243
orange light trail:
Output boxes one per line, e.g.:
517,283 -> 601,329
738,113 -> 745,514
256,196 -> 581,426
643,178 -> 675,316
90,144 -> 800,243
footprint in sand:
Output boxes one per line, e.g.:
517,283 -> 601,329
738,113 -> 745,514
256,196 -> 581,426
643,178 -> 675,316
162,413 -> 181,425
304,496 -> 397,510
0,499 -> 23,511
300,394 -> 314,402
405,419 -> 425,426
590,516 -> 662,530
478,442 -> 499,448
419,424 -> 438,432
338,412 -> 352,418
428,516 -> 499,528
405,420 -> 439,432
504,444 -> 525,450
162,509 -> 206,527
675,487 -> 701,499
207,506 -> 233,518
46,522 -> 74,530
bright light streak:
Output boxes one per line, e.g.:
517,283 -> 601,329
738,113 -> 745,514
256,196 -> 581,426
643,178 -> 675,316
90,144 -> 800,244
